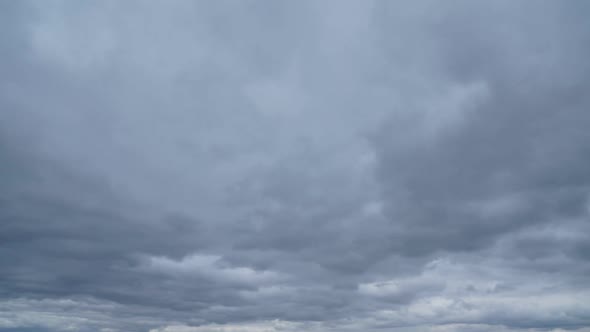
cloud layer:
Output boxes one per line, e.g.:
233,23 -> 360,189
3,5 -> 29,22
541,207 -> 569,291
1,1 -> 590,331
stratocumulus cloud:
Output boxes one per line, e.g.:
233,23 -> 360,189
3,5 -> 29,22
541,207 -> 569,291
1,1 -> 590,332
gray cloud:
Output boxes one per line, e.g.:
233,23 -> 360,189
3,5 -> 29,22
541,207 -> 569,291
1,1 -> 590,332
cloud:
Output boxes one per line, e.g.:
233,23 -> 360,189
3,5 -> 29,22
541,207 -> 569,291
142,254 -> 283,286
148,321 -> 302,332
1,1 -> 589,332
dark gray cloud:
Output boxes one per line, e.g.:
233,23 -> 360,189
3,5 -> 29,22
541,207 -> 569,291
1,1 -> 590,332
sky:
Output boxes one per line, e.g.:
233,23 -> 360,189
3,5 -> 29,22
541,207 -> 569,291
1,1 -> 590,332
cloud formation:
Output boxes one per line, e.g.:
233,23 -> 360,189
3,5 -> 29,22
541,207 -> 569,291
1,1 -> 589,332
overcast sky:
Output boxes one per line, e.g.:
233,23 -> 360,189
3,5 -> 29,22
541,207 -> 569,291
1,1 -> 590,332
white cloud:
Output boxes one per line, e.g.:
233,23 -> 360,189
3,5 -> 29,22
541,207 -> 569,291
149,321 -> 303,332
144,254 -> 284,285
